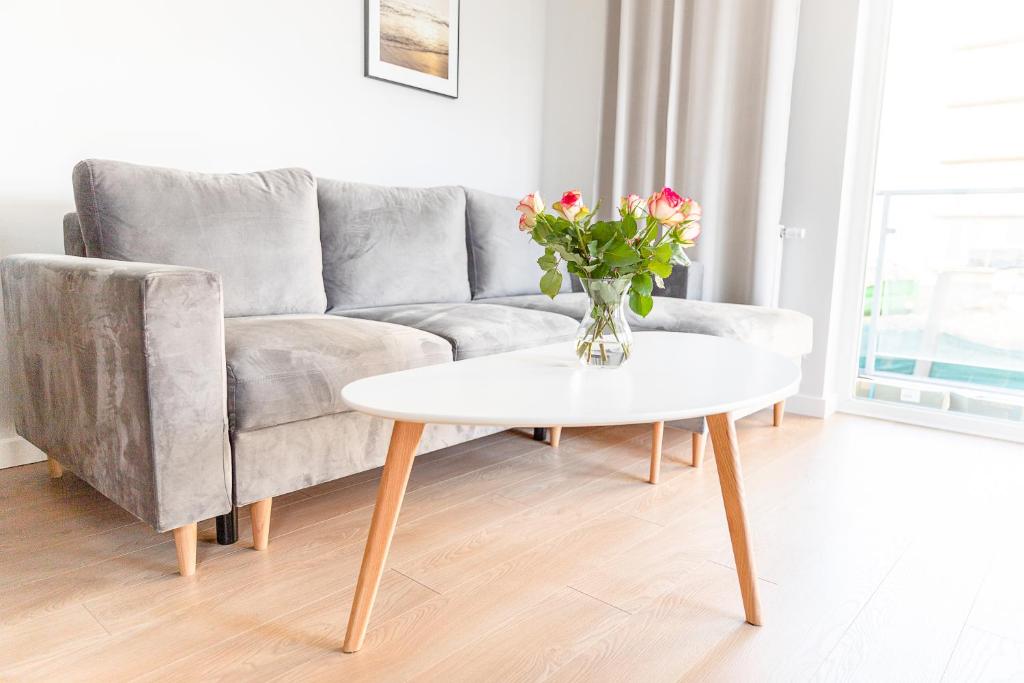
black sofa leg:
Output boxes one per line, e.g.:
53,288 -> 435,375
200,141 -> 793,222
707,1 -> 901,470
215,507 -> 238,545
533,427 -> 547,441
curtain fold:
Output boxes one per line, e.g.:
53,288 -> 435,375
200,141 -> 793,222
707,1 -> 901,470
596,0 -> 801,306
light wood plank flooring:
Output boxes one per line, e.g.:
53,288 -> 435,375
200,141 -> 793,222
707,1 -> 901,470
1,412 -> 1022,681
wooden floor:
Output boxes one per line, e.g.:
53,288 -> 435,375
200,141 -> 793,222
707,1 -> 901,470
2,412 -> 1023,682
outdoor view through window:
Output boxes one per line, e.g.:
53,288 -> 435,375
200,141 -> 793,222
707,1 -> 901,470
857,0 -> 1024,423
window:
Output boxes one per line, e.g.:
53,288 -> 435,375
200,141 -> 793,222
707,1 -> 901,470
853,0 -> 1024,426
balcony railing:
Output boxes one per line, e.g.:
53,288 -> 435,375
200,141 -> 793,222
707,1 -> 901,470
858,188 -> 1024,421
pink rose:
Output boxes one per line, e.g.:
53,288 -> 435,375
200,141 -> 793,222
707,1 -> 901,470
553,189 -> 587,221
646,187 -> 687,226
680,198 -> 701,223
668,196 -> 701,241
516,191 -> 544,231
619,194 -> 643,218
678,222 -> 701,242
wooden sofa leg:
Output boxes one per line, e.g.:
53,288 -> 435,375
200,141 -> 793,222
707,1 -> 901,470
251,497 -> 273,551
773,400 -> 785,427
692,428 -> 708,468
549,426 -> 562,448
649,421 -> 664,484
47,457 -> 63,479
173,523 -> 198,577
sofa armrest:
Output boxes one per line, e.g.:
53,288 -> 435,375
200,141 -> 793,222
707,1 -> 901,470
1,254 -> 231,532
659,262 -> 704,300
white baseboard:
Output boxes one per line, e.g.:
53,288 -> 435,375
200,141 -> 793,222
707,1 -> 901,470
0,434 -> 45,469
785,392 -> 838,419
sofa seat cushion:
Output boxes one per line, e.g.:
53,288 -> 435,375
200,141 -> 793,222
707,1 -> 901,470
225,315 -> 452,432
72,159 -> 326,318
336,303 -> 578,361
482,294 -> 813,357
318,180 -> 471,312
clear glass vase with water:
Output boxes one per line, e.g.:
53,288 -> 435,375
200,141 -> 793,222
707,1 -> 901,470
575,276 -> 634,368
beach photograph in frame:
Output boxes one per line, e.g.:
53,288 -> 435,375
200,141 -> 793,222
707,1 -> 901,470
365,0 -> 460,98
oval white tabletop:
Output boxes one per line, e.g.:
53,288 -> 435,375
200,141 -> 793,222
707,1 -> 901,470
341,331 -> 801,427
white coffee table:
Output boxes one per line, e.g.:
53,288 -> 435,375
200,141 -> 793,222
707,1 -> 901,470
340,331 -> 801,652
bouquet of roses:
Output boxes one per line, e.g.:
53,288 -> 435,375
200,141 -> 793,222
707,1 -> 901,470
515,187 -> 701,365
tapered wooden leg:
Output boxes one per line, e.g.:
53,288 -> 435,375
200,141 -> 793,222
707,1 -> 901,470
649,421 -> 665,484
706,412 -> 762,626
773,400 -> 785,427
549,426 -> 562,448
343,420 -> 425,653
47,457 -> 63,479
251,497 -> 273,551
691,423 -> 709,468
172,523 -> 198,577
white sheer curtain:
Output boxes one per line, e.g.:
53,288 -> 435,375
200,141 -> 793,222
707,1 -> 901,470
596,0 -> 801,305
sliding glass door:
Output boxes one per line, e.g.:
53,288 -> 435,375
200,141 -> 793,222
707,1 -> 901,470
851,0 -> 1024,429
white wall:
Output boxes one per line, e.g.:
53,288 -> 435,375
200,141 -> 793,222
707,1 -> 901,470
539,0 -> 609,205
776,0 -> 864,416
0,0 -> 549,464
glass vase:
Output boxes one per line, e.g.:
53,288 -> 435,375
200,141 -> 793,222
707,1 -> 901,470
575,276 -> 634,368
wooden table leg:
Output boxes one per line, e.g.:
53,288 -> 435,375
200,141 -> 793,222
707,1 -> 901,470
691,422 -> 709,468
343,420 -> 425,653
649,421 -> 664,484
773,400 -> 785,427
706,412 -> 762,626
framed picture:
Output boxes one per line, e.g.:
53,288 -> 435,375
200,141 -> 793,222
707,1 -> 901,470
365,0 -> 460,98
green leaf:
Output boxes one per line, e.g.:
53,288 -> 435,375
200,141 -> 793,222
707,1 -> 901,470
654,242 -> 673,263
572,262 -> 599,276
621,214 -> 638,240
587,240 -> 601,259
629,291 -> 654,317
649,260 -> 673,278
631,272 -> 653,296
670,242 -> 692,266
537,253 -> 557,271
604,240 -> 642,267
591,221 -> 616,245
540,269 -> 563,299
589,280 -> 620,305
550,242 -> 584,264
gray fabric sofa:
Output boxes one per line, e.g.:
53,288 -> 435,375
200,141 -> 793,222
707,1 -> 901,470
1,159 -> 812,576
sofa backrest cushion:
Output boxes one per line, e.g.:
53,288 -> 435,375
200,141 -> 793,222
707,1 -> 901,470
63,212 -> 86,257
464,188 -> 571,299
71,159 -> 327,318
318,180 -> 471,312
